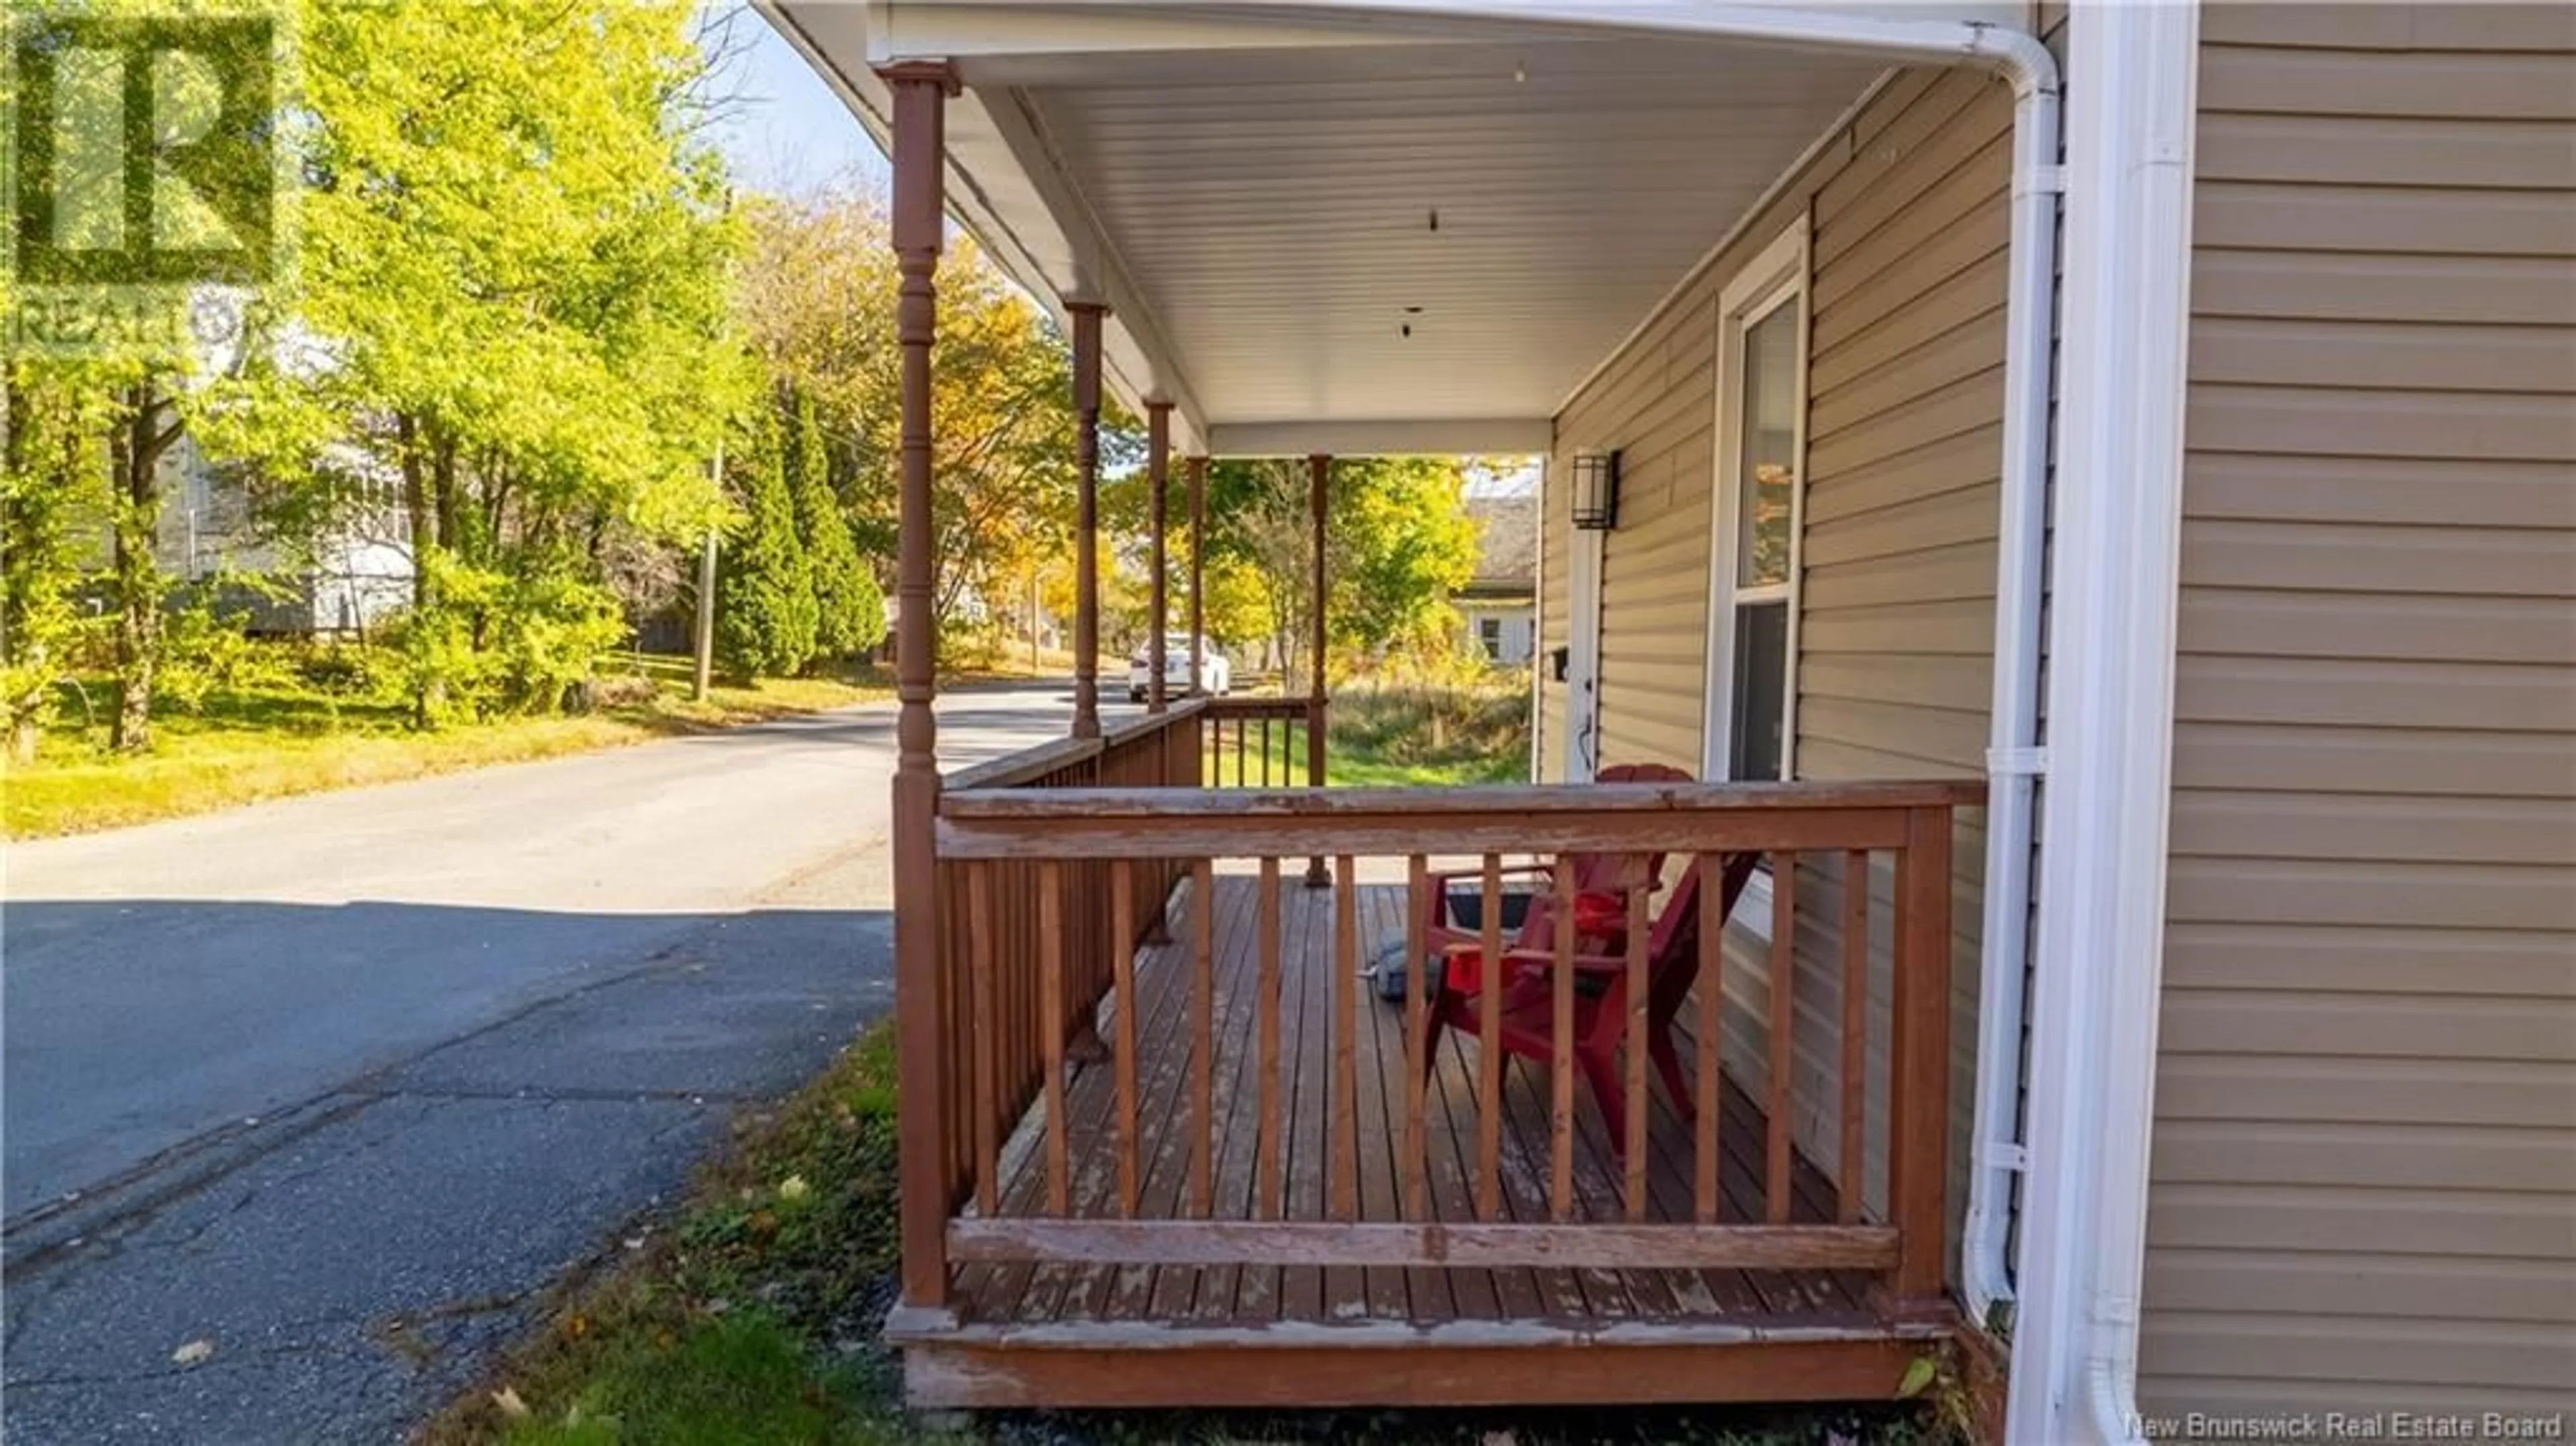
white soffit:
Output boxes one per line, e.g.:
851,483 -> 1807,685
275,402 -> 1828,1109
770,4 -> 1917,450
1013,40 -> 1887,429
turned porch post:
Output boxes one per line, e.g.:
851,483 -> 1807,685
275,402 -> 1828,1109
883,60 -> 956,1314
1305,452 -> 1330,886
1187,455 -> 1207,703
1146,401 -> 1171,714
1069,301 -> 1107,739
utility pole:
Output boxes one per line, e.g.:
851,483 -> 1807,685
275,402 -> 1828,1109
692,436 -> 722,701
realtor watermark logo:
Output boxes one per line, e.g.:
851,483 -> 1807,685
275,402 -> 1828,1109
3,1 -> 294,358
2135,1410 -> 2568,1443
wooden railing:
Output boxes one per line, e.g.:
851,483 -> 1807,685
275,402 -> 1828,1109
932,703 -> 1203,1212
910,775 -> 1978,1323
1199,694 -> 1321,788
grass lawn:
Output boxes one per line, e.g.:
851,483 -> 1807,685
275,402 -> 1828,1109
3,655 -> 891,840
425,1021 -> 1960,1446
1201,719 -> 1527,788
1202,680 -> 1534,788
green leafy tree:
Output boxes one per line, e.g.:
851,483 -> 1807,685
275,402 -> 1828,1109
714,408 -> 816,680
102,379 -> 188,749
197,0 -> 746,725
0,372 -> 111,760
1197,552 -> 1277,656
1195,457 -> 1478,678
741,196 -> 1121,640
788,389 -> 881,663
1,3 -> 268,752
1331,457 -> 1480,654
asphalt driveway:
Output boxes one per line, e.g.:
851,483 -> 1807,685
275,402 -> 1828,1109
1,685 -> 1092,1444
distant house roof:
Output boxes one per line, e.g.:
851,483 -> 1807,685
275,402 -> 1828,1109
1462,495 -> 1537,601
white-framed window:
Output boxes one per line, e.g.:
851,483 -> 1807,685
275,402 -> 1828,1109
1704,220 -> 1811,937
1477,615 -> 1504,661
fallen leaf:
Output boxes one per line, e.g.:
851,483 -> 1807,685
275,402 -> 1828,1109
777,1174 -> 811,1203
567,1314 -> 590,1339
171,1339 -> 215,1367
491,1386 -> 530,1419
1896,1355 -> 1939,1400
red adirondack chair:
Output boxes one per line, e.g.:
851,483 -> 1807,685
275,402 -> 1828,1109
1413,762 -> 1694,1003
1425,851 -> 1761,1152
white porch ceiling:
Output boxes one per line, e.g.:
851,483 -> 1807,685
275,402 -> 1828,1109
764,5 -> 1973,452
1014,42 -> 1886,440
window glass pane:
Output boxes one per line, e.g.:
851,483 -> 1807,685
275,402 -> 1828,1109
1729,600 -> 1789,781
1736,297 -> 1801,589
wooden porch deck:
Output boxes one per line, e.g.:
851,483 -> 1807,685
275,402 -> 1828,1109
900,870 -> 1947,1407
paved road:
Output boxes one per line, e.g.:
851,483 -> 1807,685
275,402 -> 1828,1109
1,685 -> 1097,1445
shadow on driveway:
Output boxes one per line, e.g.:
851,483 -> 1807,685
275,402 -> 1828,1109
3,896 -> 890,1446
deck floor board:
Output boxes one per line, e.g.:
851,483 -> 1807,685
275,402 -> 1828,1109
960,875 -> 1880,1330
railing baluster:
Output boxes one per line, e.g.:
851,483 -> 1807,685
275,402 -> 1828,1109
1192,858 -> 1216,1218
1002,860 -> 1022,1151
1256,856 -> 1284,1219
1695,853 -> 1723,1223
1477,854 -> 1504,1221
1040,859 -> 1069,1215
1403,855 -> 1430,1220
1114,860 -> 1140,1218
1767,850 -> 1798,1225
1840,848 -> 1870,1223
969,861 -> 999,1215
1331,854 -> 1359,1223
1550,855 -> 1576,1223
1624,873 -> 1650,1221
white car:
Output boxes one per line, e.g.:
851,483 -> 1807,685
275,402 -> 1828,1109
1128,633 -> 1231,701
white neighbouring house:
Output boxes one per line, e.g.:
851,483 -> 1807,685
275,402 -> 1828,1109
1458,491 -> 1536,668
107,433 -> 415,637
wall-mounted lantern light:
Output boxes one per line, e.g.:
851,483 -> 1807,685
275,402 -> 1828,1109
1569,448 -> 1621,531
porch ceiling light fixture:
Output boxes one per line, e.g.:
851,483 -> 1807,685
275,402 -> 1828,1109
1569,448 -> 1620,531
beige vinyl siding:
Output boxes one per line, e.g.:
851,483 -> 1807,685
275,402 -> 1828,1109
2142,1 -> 2576,1420
1544,65 -> 2011,1253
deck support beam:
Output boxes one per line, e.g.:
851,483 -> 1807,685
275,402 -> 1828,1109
899,1332 -> 1927,1410
1069,301 -> 1108,739
1305,453 -> 1331,886
883,58 -> 958,1313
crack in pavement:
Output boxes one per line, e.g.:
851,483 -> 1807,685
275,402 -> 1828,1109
363,1084 -> 764,1106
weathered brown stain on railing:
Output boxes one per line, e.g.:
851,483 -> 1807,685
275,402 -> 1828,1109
912,766 -> 1978,1322
930,703 -> 1207,1222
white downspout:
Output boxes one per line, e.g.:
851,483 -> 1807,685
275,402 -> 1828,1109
1964,58 -> 2060,1338
1260,0 -> 2062,1337
2010,3 -> 2200,1444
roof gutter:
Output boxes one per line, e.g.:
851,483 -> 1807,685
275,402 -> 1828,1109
1239,0 -> 2059,1370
